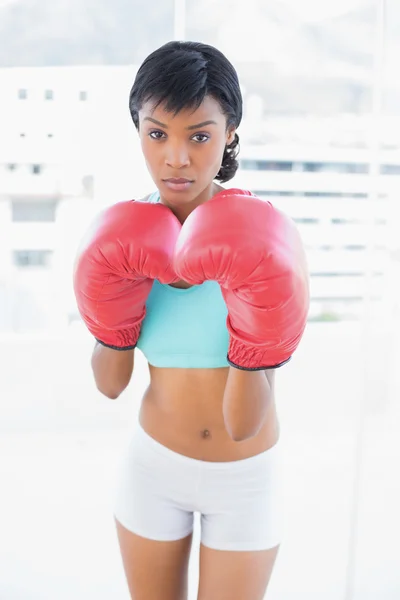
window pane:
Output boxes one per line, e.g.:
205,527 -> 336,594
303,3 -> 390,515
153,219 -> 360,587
12,201 -> 57,222
12,250 -> 53,267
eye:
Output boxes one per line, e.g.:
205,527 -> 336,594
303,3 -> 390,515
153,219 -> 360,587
192,133 -> 210,143
149,130 -> 166,140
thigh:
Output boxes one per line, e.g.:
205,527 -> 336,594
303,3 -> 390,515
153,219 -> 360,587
197,543 -> 279,600
116,519 -> 193,600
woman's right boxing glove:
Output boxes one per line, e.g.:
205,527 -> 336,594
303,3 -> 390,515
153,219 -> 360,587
73,200 -> 181,350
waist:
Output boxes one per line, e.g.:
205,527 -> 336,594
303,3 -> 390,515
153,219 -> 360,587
139,367 -> 279,461
132,420 -> 282,469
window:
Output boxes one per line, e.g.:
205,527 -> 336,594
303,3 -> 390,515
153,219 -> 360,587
252,191 -> 368,199
293,217 -> 319,224
241,159 -> 293,171
302,162 -> 369,174
241,160 -> 260,170
242,160 -> 371,174
310,272 -> 365,277
18,89 -> 28,100
252,191 -> 297,197
381,164 -> 400,175
12,201 -> 57,223
265,161 -> 293,171
273,191 -> 296,196
303,192 -> 367,198
79,90 -> 88,101
350,193 -> 368,199
310,272 -> 383,277
13,250 -> 53,268
20,133 -> 26,138
7,163 -> 17,171
44,89 -> 54,100
331,217 -> 360,224
32,164 -> 42,175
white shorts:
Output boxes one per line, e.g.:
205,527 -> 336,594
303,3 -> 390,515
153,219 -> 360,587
113,423 -> 283,551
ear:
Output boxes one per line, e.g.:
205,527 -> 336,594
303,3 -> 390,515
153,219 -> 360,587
226,127 -> 236,146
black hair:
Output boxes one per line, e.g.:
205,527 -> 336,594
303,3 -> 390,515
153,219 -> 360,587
129,41 -> 242,183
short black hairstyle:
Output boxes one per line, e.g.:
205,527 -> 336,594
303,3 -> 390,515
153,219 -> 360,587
129,41 -> 242,183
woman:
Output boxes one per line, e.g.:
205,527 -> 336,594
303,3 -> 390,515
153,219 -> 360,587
73,41 -> 309,600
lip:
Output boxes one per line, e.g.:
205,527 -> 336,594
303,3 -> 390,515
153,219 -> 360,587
162,178 -> 194,192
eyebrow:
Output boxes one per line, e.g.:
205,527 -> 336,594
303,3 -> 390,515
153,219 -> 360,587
143,117 -> 218,130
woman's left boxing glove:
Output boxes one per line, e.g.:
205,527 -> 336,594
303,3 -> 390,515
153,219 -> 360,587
173,189 -> 309,369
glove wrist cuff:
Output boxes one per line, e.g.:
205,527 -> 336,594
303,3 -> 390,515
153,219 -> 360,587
227,337 -> 291,370
92,321 -> 142,350
95,338 -> 137,351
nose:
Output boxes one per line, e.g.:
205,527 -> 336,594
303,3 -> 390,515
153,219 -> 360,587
165,141 -> 190,169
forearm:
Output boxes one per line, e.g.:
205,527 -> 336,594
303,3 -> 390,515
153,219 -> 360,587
91,342 -> 134,399
222,368 -> 274,441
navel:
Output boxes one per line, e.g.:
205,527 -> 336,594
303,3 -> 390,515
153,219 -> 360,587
201,429 -> 211,439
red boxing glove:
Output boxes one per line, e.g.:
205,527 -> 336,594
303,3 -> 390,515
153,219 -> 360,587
73,200 -> 180,350
174,189 -> 309,369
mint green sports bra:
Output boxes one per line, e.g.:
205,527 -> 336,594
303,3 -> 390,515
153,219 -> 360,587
135,192 -> 230,368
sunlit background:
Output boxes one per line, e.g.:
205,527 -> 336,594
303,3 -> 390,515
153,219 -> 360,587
1,0 -> 399,598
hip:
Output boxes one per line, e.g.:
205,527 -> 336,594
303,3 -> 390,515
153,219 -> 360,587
113,421 -> 284,549
119,420 -> 283,493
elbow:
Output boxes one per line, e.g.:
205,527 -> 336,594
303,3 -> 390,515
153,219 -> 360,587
102,389 -> 121,400
230,432 -> 257,442
95,381 -> 127,400
225,423 -> 260,442
223,405 -> 265,442
230,432 -> 250,443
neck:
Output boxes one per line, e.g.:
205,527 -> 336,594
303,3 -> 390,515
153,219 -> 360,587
161,182 -> 224,224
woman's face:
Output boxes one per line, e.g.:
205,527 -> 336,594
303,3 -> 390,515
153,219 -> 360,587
138,95 -> 235,207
